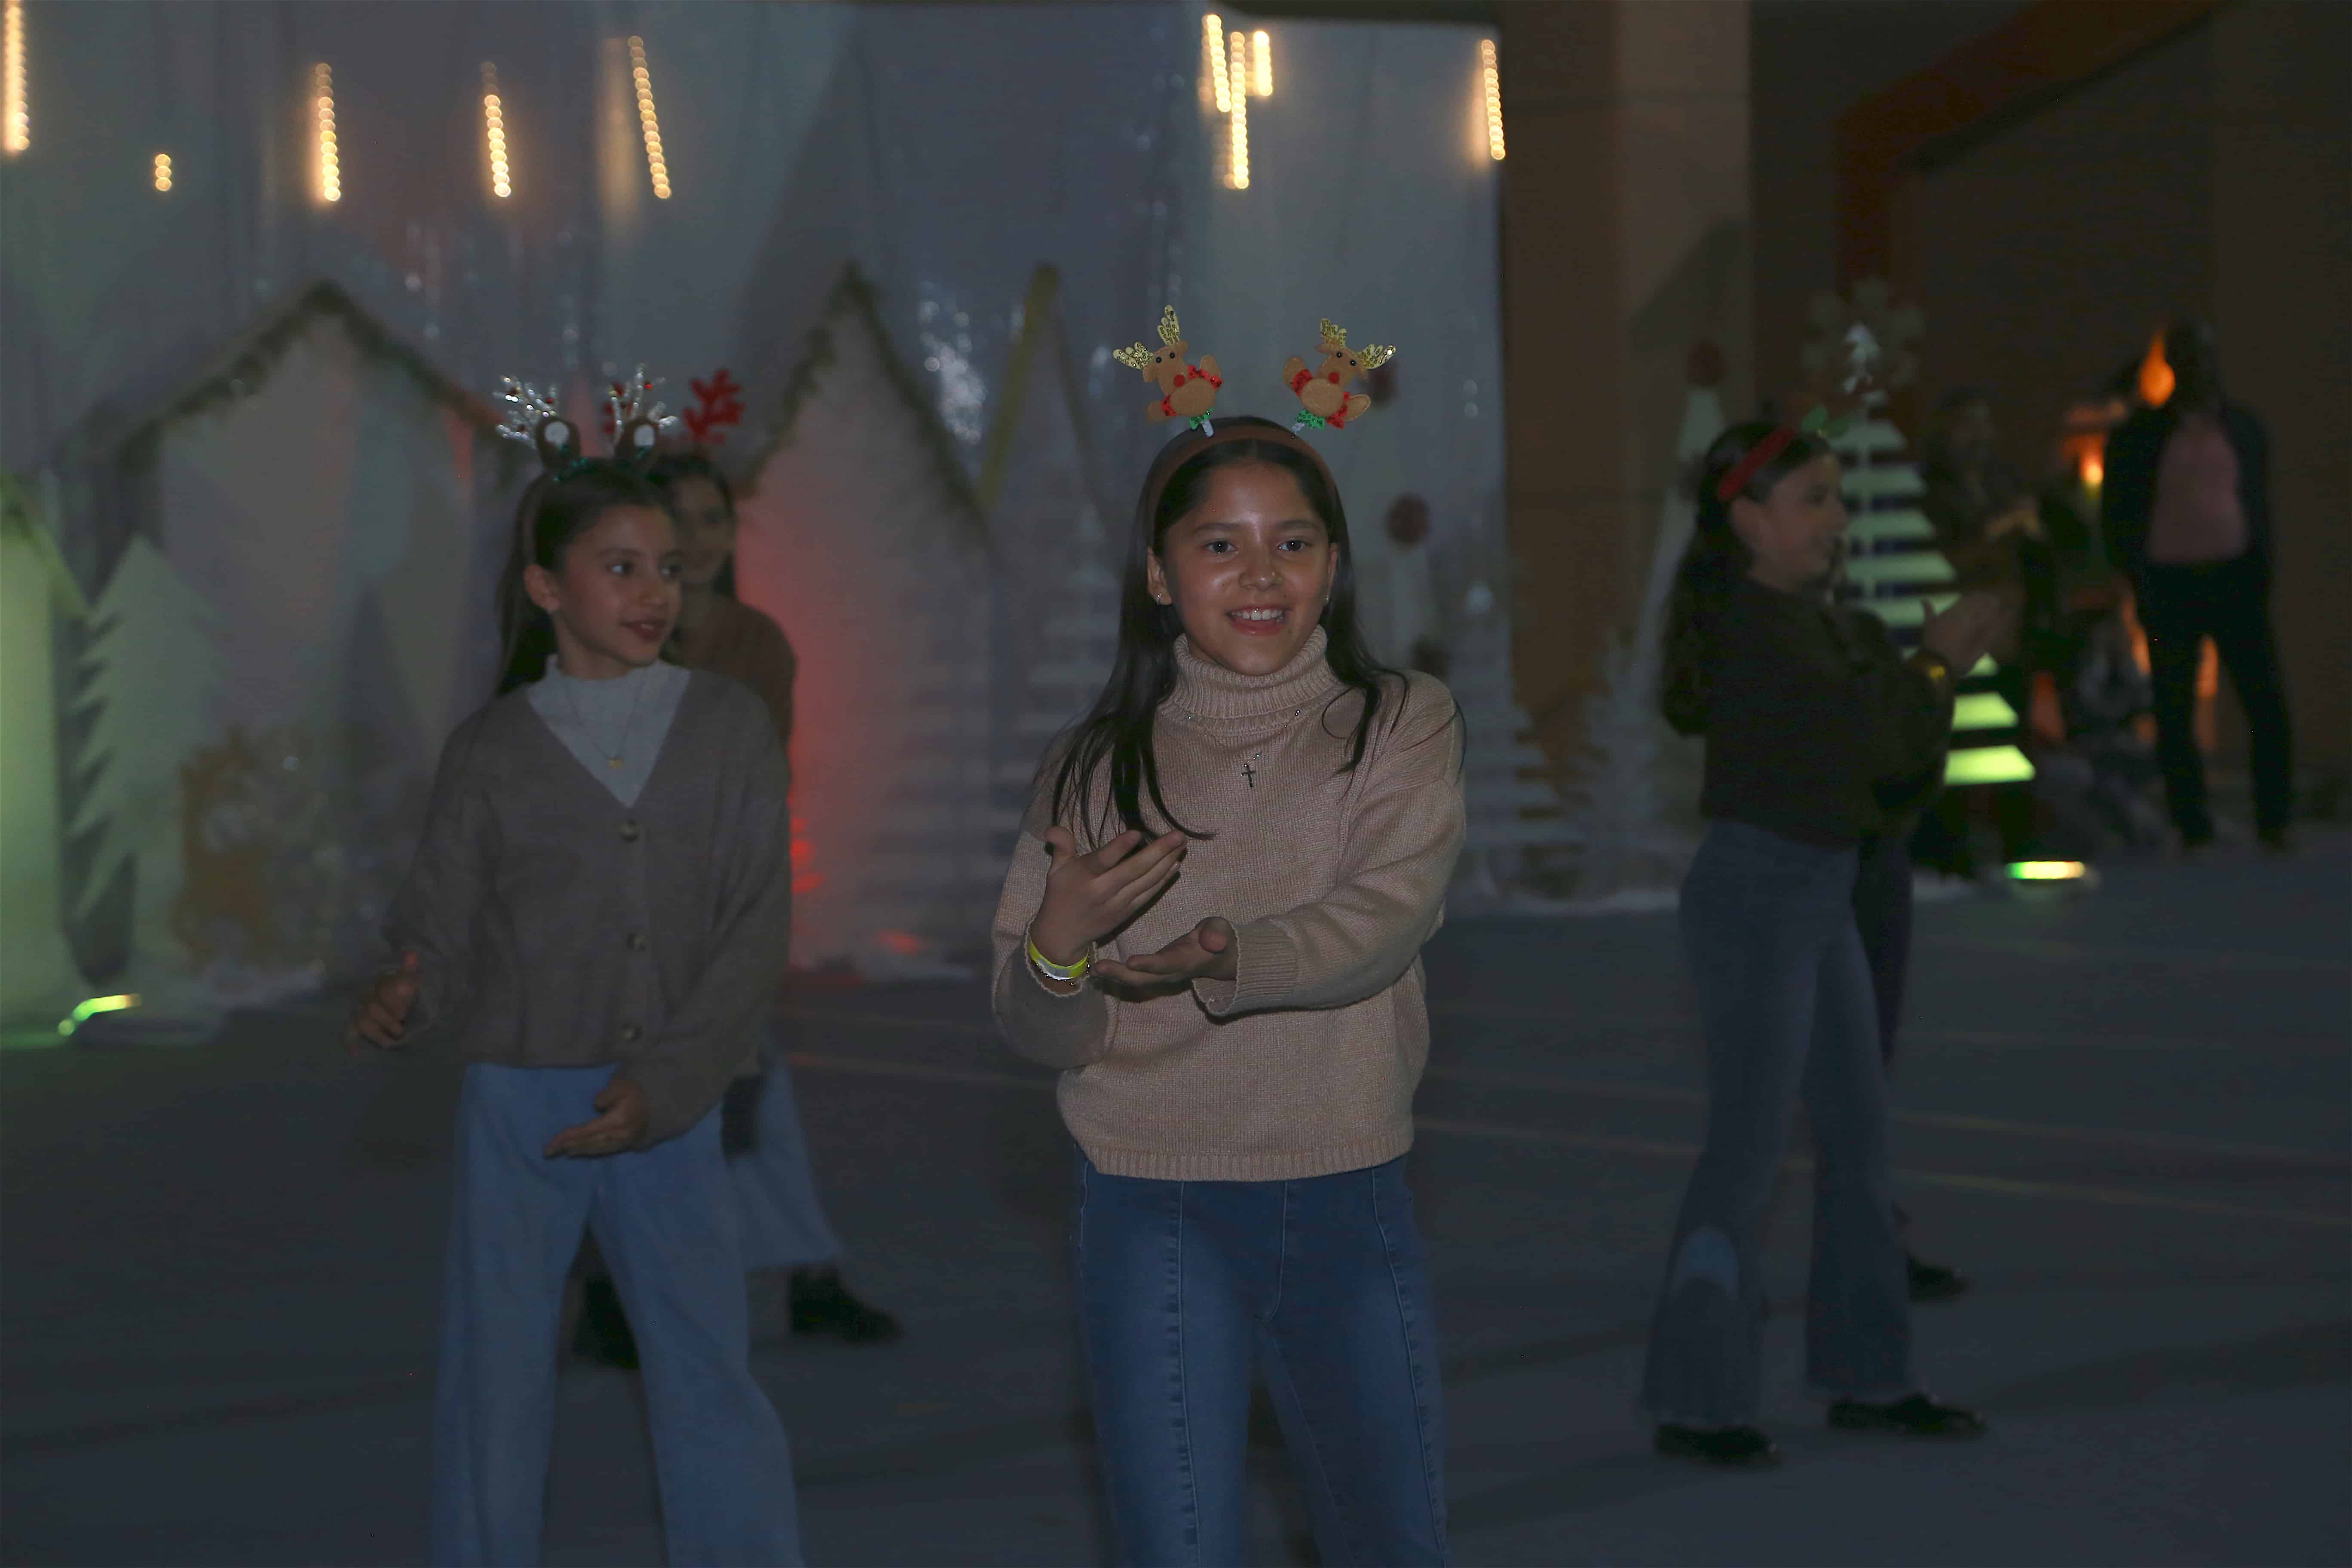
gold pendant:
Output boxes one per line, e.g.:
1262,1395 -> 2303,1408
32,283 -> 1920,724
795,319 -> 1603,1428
608,758 -> 623,769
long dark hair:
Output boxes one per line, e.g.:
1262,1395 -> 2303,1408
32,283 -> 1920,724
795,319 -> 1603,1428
1048,418 -> 1401,839
647,450 -> 739,600
494,462 -> 672,694
1660,420 -> 1832,735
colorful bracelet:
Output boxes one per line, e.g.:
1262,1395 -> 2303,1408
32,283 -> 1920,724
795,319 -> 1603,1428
1026,928 -> 1095,985
1910,648 -> 1954,689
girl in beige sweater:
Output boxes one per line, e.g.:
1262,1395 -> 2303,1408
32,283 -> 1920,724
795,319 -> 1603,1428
991,418 -> 1464,1565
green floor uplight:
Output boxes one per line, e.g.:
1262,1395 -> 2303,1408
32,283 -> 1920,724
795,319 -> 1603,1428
57,993 -> 139,1037
2005,861 -> 2089,882
1943,745 -> 2034,786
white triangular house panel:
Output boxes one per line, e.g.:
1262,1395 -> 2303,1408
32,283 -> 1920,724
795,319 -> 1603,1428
734,270 -> 997,974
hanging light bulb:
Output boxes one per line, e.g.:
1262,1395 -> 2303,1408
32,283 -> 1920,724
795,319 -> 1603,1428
1481,39 -> 1505,162
153,152 -> 172,193
628,35 -> 670,199
1226,31 -> 1249,190
313,63 -> 340,202
1202,14 -> 1229,114
481,62 -> 511,199
3,0 -> 26,156
1251,30 -> 1272,98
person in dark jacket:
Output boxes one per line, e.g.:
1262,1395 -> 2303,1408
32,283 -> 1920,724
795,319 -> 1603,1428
1642,421 -> 2003,1470
2099,318 -> 2293,850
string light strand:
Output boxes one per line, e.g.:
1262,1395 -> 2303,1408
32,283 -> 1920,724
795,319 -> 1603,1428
313,62 -> 340,202
153,151 -> 172,193
1201,14 -> 1229,114
1226,31 -> 1249,190
1251,29 -> 1272,98
1480,38 -> 1505,162
3,0 -> 25,156
628,35 -> 670,199
481,62 -> 510,199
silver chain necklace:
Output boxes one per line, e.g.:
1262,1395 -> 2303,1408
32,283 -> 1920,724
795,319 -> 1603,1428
563,669 -> 648,770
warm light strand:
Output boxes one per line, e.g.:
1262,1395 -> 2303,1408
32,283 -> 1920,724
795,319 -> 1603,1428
1226,32 -> 1249,190
1480,39 -> 1505,162
481,62 -> 511,199
3,0 -> 25,156
628,35 -> 670,199
1251,30 -> 1272,98
152,151 -> 172,193
313,62 -> 340,202
1201,14 -> 1229,113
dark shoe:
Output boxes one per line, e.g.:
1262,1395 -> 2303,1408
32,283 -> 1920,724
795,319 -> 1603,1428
789,1267 -> 903,1344
1907,1253 -> 1971,1303
1828,1392 -> 1986,1439
573,1277 -> 640,1369
1654,1423 -> 1781,1468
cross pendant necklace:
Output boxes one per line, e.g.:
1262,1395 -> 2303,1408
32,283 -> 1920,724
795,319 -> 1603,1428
565,672 -> 646,770
1243,750 -> 1264,789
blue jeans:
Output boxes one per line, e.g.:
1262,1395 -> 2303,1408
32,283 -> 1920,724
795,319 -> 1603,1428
728,1041 -> 844,1269
1074,1152 -> 1449,1567
430,1064 -> 803,1566
1640,821 -> 1911,1426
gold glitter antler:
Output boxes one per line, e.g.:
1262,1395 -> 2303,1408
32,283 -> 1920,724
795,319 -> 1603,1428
1157,306 -> 1185,346
1319,318 -> 1348,350
1112,343 -> 1155,371
1357,341 -> 1396,371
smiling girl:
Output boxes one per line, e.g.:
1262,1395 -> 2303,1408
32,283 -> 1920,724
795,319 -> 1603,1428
350,451 -> 803,1565
992,417 -> 1464,1565
1640,420 -> 2003,1470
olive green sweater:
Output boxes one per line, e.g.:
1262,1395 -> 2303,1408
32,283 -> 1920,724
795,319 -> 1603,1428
991,630 -> 1465,1182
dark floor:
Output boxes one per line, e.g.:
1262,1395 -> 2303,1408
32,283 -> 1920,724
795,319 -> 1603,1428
3,834 -> 2347,1566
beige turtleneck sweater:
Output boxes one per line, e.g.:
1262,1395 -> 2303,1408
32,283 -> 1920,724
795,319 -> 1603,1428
990,628 -> 1465,1182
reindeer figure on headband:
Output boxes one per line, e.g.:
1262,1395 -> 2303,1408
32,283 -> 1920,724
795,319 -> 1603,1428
1285,318 -> 1395,432
1113,306 -> 1223,434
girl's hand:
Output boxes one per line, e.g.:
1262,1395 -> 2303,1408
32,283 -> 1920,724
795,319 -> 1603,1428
1030,826 -> 1189,964
1920,591 -> 2006,676
347,952 -> 421,1054
1094,917 -> 1238,999
545,1075 -> 650,1159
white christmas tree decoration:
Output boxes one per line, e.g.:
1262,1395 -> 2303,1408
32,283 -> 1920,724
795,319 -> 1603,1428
67,535 -> 226,1017
1553,349 -> 1727,903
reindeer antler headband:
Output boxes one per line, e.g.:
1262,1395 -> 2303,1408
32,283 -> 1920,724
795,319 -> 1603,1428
497,365 -> 680,479
1713,323 -> 1880,502
1282,316 -> 1396,432
1114,307 -> 1224,435
1108,307 -> 1403,441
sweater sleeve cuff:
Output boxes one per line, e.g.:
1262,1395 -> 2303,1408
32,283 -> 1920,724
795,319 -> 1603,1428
995,950 -> 1115,1068
1196,919 -> 1301,1018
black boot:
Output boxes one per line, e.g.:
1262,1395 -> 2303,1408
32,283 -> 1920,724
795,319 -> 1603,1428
1654,1424 -> 1781,1468
1907,1252 -> 1972,1302
573,1277 -> 640,1369
1828,1392 -> 1986,1439
789,1266 -> 903,1344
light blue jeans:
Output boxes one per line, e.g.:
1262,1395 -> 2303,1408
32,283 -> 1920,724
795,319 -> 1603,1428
430,1063 -> 803,1566
1075,1152 -> 1449,1567
1640,820 -> 1912,1427
728,1040 -> 844,1269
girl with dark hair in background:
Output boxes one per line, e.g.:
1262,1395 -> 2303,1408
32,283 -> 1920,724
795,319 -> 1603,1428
350,443 -> 803,1565
992,417 -> 1464,1564
568,450 -> 901,1372
1641,420 -> 2002,1469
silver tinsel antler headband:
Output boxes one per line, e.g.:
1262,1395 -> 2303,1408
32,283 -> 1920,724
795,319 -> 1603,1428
496,366 -> 679,479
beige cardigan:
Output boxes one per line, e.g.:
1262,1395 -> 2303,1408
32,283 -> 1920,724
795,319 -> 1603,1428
990,629 -> 1465,1181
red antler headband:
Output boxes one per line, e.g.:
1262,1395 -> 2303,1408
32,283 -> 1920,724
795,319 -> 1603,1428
1714,404 -> 1852,502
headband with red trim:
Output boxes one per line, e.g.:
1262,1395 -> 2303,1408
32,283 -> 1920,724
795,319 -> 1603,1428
1714,402 -> 1855,502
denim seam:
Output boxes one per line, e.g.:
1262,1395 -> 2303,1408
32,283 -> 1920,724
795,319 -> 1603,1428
1370,1169 -> 1449,1559
1170,1179 -> 1199,1550
1264,1179 -> 1292,1326
1260,1326 -> 1354,1560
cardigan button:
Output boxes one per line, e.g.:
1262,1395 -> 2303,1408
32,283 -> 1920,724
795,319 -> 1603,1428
619,820 -> 641,843
619,1023 -> 642,1044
